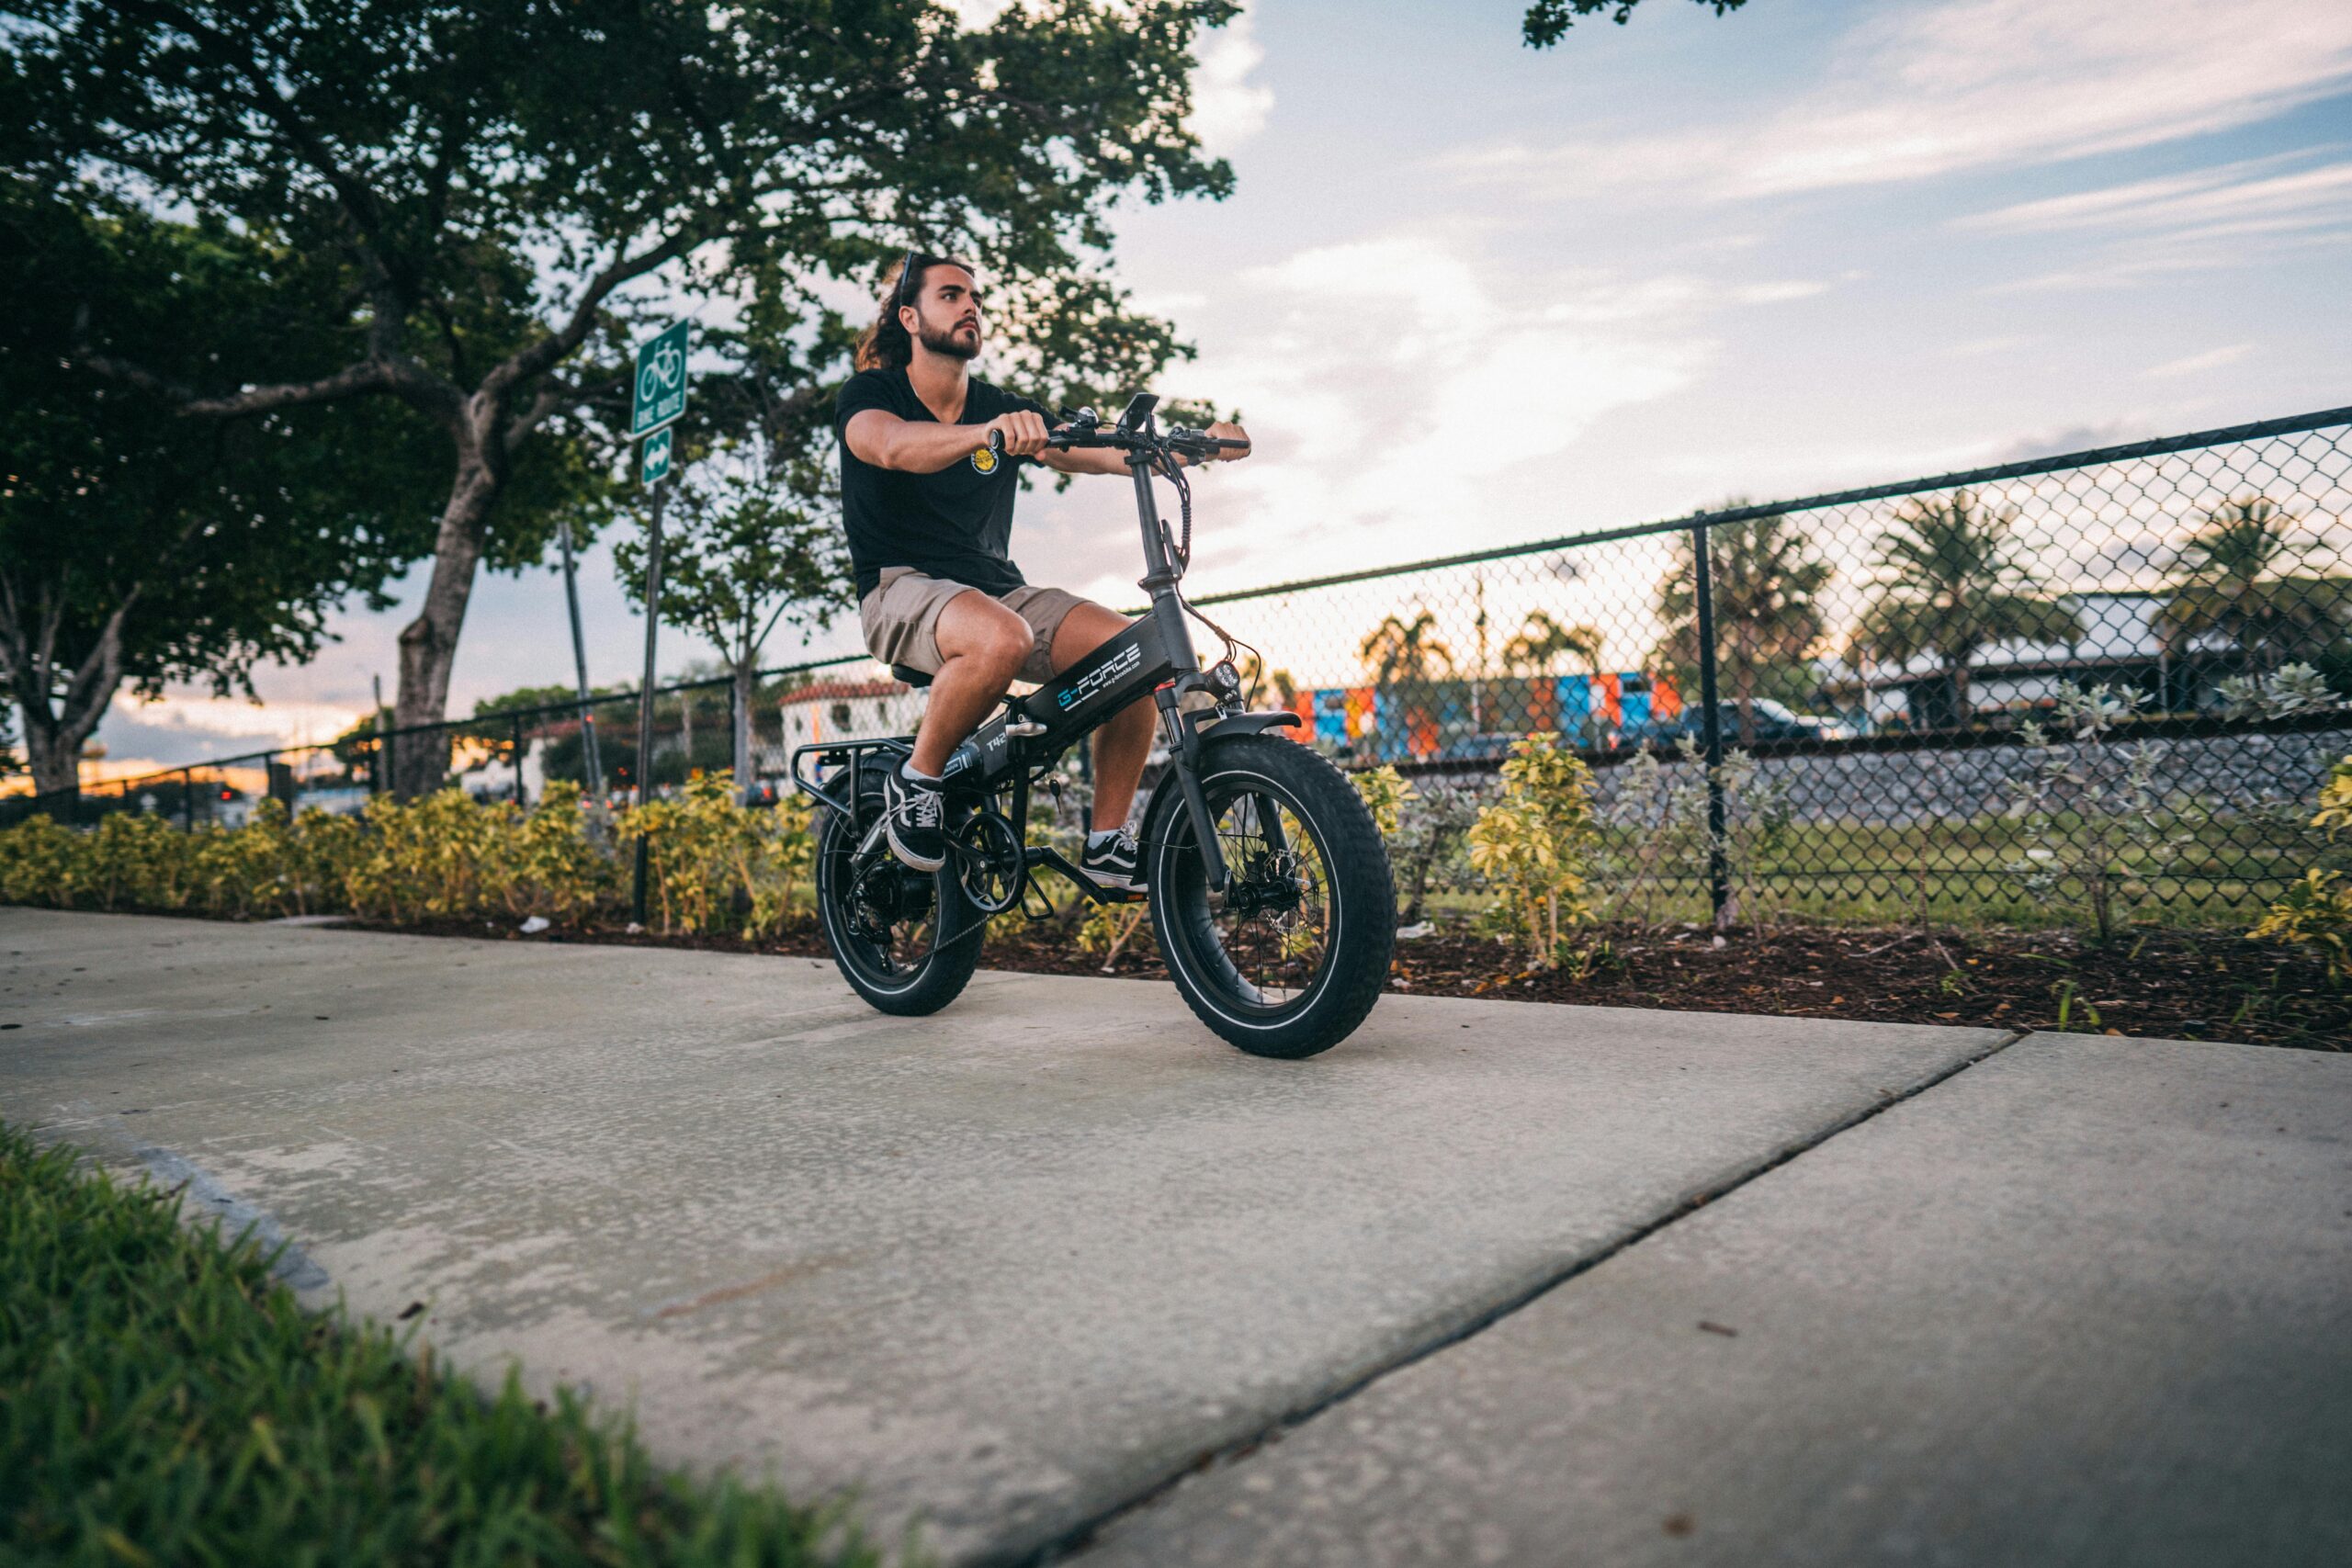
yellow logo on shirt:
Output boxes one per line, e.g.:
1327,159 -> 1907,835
969,445 -> 1000,475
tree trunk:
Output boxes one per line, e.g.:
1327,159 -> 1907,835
6,613 -> 129,816
390,412 -> 503,797
21,709 -> 93,808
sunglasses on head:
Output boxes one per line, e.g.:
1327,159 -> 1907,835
897,246 -> 921,310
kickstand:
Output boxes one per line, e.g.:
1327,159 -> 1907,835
1019,872 -> 1058,922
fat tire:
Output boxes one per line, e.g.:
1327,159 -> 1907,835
815,805 -> 984,1016
1147,734 -> 1395,1057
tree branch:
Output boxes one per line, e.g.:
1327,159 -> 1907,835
486,222 -> 713,400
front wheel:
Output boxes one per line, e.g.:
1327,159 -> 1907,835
1147,735 -> 1396,1058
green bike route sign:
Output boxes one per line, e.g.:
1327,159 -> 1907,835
630,320 -> 690,440
639,427 -> 673,486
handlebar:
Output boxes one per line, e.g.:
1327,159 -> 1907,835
986,415 -> 1248,462
1046,425 -> 1247,458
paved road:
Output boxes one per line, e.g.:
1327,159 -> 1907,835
2,909 -> 2343,1564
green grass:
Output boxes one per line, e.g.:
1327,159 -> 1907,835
0,1123 -> 888,1568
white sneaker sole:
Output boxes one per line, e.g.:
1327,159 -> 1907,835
884,817 -> 946,873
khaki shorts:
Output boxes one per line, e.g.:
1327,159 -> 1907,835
859,566 -> 1096,684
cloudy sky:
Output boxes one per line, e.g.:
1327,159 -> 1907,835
91,0 -> 2352,775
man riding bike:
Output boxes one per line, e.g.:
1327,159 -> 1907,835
836,252 -> 1251,888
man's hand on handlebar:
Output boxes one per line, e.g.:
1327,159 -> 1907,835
988,409 -> 1052,459
1201,420 -> 1251,463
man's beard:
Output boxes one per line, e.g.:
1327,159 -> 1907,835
918,320 -> 980,361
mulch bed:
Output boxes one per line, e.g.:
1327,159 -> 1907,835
349,912 -> 2348,1052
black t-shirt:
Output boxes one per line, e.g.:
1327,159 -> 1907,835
835,367 -> 1046,599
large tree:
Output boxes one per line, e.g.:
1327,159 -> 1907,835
2158,499 -> 2351,696
1360,609 -> 1457,691
1655,508 -> 1832,745
1849,491 -> 2085,729
0,183 -> 444,804
1501,611 -> 1604,678
13,0 -> 1239,794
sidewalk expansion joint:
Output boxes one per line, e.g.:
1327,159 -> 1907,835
1019,1025 -> 2031,1567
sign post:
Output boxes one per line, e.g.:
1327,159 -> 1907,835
628,321 -> 690,924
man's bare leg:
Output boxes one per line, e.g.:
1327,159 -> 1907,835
908,591 -> 1034,778
1051,603 -> 1159,831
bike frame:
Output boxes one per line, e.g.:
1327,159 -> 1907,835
790,400 -> 1298,903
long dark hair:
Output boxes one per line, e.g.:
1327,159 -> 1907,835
853,251 -> 975,372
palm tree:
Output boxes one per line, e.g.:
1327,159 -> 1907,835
1500,611 -> 1604,677
2158,498 -> 2351,694
1657,508 -> 1834,744
1359,608 -> 1457,689
1849,490 -> 2084,729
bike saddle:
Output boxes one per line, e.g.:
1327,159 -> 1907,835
889,664 -> 933,689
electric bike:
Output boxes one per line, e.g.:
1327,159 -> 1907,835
790,394 -> 1395,1058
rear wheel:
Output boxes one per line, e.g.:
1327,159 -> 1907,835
1147,735 -> 1395,1057
815,801 -> 984,1015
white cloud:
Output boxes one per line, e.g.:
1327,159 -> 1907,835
1437,0 -> 2352,203
1187,7 -> 1274,156
2144,344 -> 2255,379
1152,233 -> 1733,588
1960,152 -> 2352,235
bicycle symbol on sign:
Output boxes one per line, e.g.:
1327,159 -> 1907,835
638,341 -> 684,405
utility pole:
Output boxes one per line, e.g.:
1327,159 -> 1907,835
556,515 -> 605,799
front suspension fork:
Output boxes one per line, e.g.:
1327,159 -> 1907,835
1157,686 -> 1229,892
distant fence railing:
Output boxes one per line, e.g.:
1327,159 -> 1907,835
0,656 -> 868,831
9,404 -> 2349,928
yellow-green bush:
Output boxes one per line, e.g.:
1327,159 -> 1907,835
0,774 -> 808,940
2249,754 -> 2352,980
1465,734 -> 1598,967
613,773 -> 813,937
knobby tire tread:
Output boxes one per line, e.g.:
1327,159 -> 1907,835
816,807 -> 984,1017
1148,734 -> 1395,1057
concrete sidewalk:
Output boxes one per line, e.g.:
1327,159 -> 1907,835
5,911 -> 2333,1561
1080,1032 -> 2352,1568
1,908 -> 2004,1564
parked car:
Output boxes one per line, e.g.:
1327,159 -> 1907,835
1644,698 -> 1831,746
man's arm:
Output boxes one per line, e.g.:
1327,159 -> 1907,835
1035,419 -> 1253,476
843,408 -> 1050,472
846,407 -> 1252,475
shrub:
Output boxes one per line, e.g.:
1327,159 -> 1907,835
612,773 -> 813,937
2249,753 -> 2352,980
2002,684 -> 2204,942
0,774 -> 808,940
1466,734 -> 1598,966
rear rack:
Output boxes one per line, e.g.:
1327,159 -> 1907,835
788,737 -> 910,818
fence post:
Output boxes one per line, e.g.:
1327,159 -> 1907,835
511,715 -> 526,807
1688,523 -> 1731,927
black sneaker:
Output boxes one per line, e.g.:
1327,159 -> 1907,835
883,765 -> 946,872
1081,829 -> 1144,893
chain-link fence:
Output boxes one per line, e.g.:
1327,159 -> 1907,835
1187,404 -> 2352,928
0,660 -> 869,832
9,404 -> 2348,930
